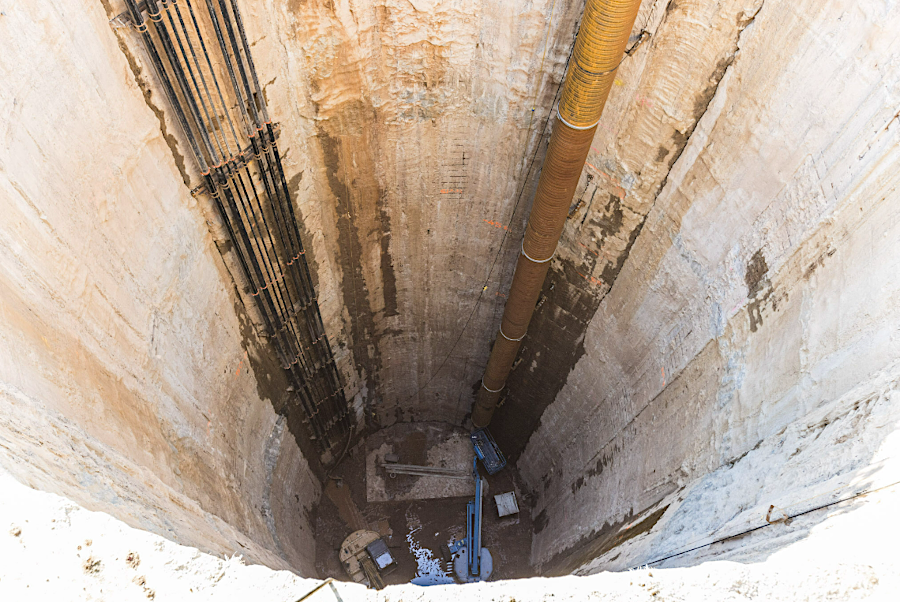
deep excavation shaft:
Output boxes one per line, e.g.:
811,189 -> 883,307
472,0 -> 642,428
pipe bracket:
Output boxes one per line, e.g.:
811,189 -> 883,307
556,105 -> 601,131
481,379 -> 504,394
522,240 -> 556,264
499,327 -> 525,342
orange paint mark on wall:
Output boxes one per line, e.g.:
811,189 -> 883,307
579,241 -> 599,257
235,351 -> 247,377
441,188 -> 464,194
483,219 -> 508,231
575,270 -> 605,288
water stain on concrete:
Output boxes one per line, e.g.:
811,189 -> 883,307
318,126 -> 383,428
232,293 -> 326,480
745,249 -> 773,333
533,509 -> 549,535
602,216 -> 647,285
745,249 -> 769,298
287,170 -> 321,292
108,19 -> 190,188
803,246 -> 836,280
586,444 -> 620,479
377,189 -> 399,318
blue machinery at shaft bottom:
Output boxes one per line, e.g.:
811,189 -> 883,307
445,428 -> 505,582
447,458 -> 491,582
468,457 -> 484,577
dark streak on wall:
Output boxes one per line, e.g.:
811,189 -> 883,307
541,505 -> 670,576
377,188 -> 400,319
287,170 -> 321,293
107,13 -> 190,187
318,126 -> 383,430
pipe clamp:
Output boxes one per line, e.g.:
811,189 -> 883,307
556,106 -> 601,131
522,240 -> 555,264
481,379 -> 504,394
499,327 -> 525,342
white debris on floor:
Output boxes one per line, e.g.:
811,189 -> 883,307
404,513 -> 453,586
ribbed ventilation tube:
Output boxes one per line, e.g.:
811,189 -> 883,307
472,0 -> 642,428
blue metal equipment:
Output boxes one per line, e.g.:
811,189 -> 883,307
447,456 -> 493,582
467,457 -> 483,577
444,431 -> 507,582
471,427 -> 506,474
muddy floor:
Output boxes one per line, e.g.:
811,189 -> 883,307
314,422 -> 535,587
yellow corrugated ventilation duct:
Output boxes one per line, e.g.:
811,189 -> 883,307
472,0 -> 642,428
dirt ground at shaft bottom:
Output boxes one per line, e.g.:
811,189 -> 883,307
314,426 -> 536,586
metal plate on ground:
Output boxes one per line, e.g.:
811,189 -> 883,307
494,491 -> 519,517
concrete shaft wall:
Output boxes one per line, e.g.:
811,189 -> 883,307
2,0 -> 900,582
0,0 -> 320,574
238,0 -> 591,428
0,0 -> 583,576
500,0 -> 900,572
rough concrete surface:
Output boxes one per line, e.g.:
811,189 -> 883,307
239,0 -> 586,427
0,0 -> 320,574
1,0 -> 900,592
514,0 -> 900,572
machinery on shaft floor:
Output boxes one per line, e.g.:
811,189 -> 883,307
441,428 -> 506,583
339,530 -> 397,590
444,457 -> 493,583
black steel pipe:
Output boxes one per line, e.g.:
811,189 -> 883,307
125,0 -> 349,447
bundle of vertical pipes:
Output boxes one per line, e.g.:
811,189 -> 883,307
123,0 -> 351,450
472,0 -> 642,428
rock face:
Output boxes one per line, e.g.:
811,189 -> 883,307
2,0 -> 900,582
